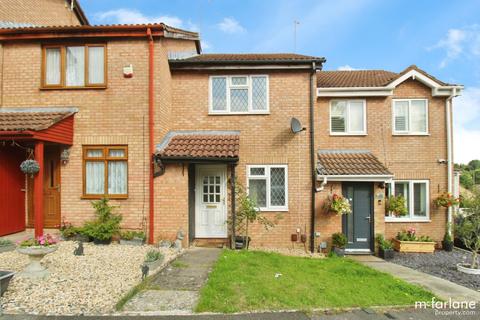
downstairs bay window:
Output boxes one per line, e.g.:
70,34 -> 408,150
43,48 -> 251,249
83,146 -> 128,199
247,165 -> 288,211
385,180 -> 429,221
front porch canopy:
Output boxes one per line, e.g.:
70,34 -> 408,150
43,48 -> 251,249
0,107 -> 77,237
156,130 -> 240,162
316,150 -> 393,182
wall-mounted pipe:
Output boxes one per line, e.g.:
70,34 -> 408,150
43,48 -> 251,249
446,87 -> 456,236
147,28 -> 155,244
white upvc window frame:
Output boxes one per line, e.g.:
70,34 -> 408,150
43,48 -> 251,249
329,99 -> 367,135
385,179 -> 430,222
246,164 -> 288,211
392,99 -> 429,135
209,75 -> 270,115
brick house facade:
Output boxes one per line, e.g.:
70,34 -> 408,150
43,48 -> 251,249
0,1 -> 463,252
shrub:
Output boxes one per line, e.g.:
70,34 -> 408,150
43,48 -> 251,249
145,250 -> 163,263
0,239 -> 13,246
120,230 -> 146,241
82,198 -> 122,241
456,191 -> 480,269
332,232 -> 347,248
59,219 -> 81,238
386,195 -> 408,216
375,234 -> 393,250
396,228 -> 433,242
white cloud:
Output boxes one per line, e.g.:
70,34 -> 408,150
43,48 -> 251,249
337,65 -> 358,71
433,25 -> 480,68
94,8 -> 183,28
453,87 -> 480,164
217,17 -> 245,34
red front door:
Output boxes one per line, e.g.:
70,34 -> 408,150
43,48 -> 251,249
0,145 -> 26,236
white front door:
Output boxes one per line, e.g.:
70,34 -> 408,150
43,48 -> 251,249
195,165 -> 228,238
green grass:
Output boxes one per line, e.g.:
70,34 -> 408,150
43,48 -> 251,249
195,250 -> 435,313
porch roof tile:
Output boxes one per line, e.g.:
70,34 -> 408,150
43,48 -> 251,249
0,108 -> 77,131
156,131 -> 240,160
317,150 -> 392,176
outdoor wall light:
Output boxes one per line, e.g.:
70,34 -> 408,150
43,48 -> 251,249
60,148 -> 70,165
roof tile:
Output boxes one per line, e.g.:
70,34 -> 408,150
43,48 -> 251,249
157,133 -> 240,160
170,53 -> 325,63
317,70 -> 398,88
317,150 -> 392,176
0,110 -> 75,131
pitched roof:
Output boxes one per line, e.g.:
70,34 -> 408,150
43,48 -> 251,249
170,53 -> 326,64
317,65 -> 456,88
317,70 -> 398,88
0,108 -> 77,131
156,131 -> 240,161
317,150 -> 392,176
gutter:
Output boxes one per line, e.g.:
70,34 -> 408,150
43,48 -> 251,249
147,28 -> 155,244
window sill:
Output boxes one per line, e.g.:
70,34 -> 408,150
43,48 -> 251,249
81,195 -> 128,200
208,112 -> 270,116
330,133 -> 367,136
40,86 -> 107,90
392,133 -> 430,136
385,218 -> 431,223
258,208 -> 289,212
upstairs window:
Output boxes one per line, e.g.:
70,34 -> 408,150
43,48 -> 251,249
393,99 -> 428,134
210,75 -> 269,114
42,44 -> 106,88
330,100 -> 366,134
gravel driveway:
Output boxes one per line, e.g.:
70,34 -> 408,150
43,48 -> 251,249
0,241 -> 179,315
390,248 -> 480,291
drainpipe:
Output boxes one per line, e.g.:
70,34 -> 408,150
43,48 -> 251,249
147,28 -> 155,244
446,88 -> 456,236
309,62 -> 317,253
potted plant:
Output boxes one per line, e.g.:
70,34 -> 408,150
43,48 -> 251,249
392,228 -> 435,253
20,159 -> 40,177
144,249 -> 164,271
82,198 -> 122,245
442,231 -> 454,252
120,230 -> 146,246
324,194 -> 352,215
455,212 -> 480,275
59,220 -> 89,242
331,232 -> 347,257
16,234 -> 58,278
434,192 -> 460,208
386,195 -> 408,217
0,239 -> 15,253
375,234 -> 394,260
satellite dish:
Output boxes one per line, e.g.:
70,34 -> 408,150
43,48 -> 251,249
291,117 -> 306,133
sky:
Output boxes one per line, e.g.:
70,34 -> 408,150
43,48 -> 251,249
82,0 -> 480,164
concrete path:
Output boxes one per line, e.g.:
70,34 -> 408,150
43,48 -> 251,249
123,247 -> 221,314
350,255 -> 480,302
1,308 -> 479,319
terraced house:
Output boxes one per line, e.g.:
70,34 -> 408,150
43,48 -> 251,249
0,0 -> 463,253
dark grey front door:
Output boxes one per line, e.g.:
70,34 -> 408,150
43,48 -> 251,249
342,182 -> 373,251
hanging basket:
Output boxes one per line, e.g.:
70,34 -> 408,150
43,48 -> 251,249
20,159 -> 40,177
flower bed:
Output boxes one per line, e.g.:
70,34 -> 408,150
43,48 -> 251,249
0,241 -> 179,315
392,239 -> 435,253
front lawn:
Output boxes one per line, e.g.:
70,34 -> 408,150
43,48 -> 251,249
196,250 -> 435,313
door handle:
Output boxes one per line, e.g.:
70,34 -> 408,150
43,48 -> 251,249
365,216 -> 371,221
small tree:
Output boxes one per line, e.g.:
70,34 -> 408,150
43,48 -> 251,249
456,192 -> 480,269
233,183 -> 278,249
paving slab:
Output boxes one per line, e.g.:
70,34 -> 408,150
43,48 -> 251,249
350,255 -> 480,302
123,247 -> 221,313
